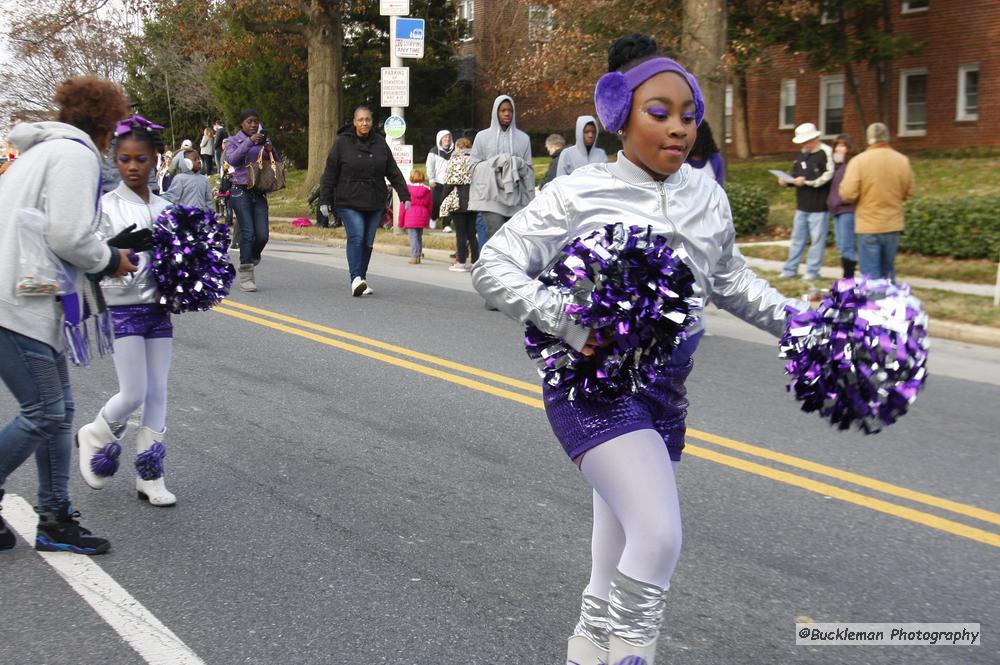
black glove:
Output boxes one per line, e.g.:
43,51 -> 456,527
107,224 -> 154,252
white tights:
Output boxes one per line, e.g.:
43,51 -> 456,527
102,336 -> 173,433
580,429 -> 682,598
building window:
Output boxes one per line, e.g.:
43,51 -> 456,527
724,84 -> 733,144
819,75 -> 844,137
957,64 -> 979,121
779,79 -> 796,129
898,69 -> 928,137
901,0 -> 929,13
457,0 -> 475,40
528,4 -> 553,43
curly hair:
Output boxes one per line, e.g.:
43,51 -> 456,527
608,34 -> 659,73
53,76 -> 129,145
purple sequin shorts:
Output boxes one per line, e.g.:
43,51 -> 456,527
543,332 -> 702,463
110,304 -> 173,340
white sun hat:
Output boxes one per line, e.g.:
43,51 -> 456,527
792,123 -> 822,144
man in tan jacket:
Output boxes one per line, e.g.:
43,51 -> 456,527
839,122 -> 915,281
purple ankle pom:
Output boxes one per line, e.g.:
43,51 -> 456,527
134,441 -> 166,480
90,442 -> 122,477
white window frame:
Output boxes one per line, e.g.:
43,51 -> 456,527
779,79 -> 796,129
819,74 -> 845,138
898,68 -> 928,137
528,4 -> 553,43
724,84 -> 733,144
956,64 -> 979,122
457,0 -> 475,41
901,0 -> 929,14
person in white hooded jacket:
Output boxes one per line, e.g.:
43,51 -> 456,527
556,115 -> 607,177
425,129 -> 453,228
468,95 -> 535,240
0,76 -> 142,556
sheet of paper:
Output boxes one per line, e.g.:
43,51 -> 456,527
769,169 -> 796,182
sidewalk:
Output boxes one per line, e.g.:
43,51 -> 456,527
738,240 -> 995,297
267,224 -> 1000,348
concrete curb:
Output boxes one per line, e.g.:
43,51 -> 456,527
268,232 -> 1000,349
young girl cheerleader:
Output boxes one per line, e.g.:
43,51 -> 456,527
472,35 -> 806,665
76,116 -> 177,507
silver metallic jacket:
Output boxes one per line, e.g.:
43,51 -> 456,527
99,182 -> 170,307
472,152 -> 806,351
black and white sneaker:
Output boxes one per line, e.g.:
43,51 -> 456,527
351,277 -> 368,297
35,502 -> 110,555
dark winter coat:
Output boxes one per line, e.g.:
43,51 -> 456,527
319,128 -> 410,212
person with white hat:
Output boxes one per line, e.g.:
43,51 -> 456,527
777,122 -> 834,281
168,138 -> 194,176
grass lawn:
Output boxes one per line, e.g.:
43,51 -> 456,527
757,269 -> 1000,328
727,155 -> 1000,233
740,244 -> 998,285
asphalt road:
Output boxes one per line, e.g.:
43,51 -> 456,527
2,240 -> 997,665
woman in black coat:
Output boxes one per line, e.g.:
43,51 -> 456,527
319,105 -> 411,297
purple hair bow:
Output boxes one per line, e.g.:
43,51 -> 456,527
114,114 -> 164,137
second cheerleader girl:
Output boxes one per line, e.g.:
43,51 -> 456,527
76,116 -> 177,506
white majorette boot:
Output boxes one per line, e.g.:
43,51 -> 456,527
75,410 -> 124,490
606,570 -> 667,665
567,593 -> 610,665
134,426 -> 176,506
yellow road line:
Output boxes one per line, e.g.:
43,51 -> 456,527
213,302 -> 1000,549
218,300 -> 543,394
687,446 -> 1000,549
687,429 -> 1000,527
214,306 -> 542,408
220,301 -> 1000,530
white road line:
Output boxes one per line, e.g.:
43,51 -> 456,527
2,493 -> 205,665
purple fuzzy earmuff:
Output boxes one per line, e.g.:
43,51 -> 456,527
594,57 -> 705,133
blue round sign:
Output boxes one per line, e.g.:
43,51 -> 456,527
384,115 -> 406,140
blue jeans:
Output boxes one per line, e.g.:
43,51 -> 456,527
338,208 -> 383,280
408,228 -> 423,257
475,213 -> 488,249
833,213 -> 856,262
230,185 -> 269,264
0,327 -> 74,511
783,210 -> 829,278
858,232 -> 901,281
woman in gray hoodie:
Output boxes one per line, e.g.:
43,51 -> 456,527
0,76 -> 143,555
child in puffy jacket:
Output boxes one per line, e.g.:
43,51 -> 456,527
399,169 -> 433,264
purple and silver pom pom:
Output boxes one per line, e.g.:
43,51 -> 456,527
779,277 -> 929,433
134,441 -> 167,481
525,222 -> 699,401
90,442 -> 122,478
150,205 -> 235,314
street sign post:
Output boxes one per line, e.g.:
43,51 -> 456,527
380,67 -> 409,107
393,18 -> 425,59
384,115 -> 406,141
379,0 -> 409,15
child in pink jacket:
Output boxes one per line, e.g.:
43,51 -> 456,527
399,169 -> 433,264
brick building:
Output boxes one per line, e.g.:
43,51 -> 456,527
455,0 -> 997,155
741,0 -> 998,154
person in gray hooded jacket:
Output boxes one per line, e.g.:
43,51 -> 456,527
556,115 -> 607,177
0,76 -> 143,556
162,149 -> 213,210
468,95 -> 534,240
